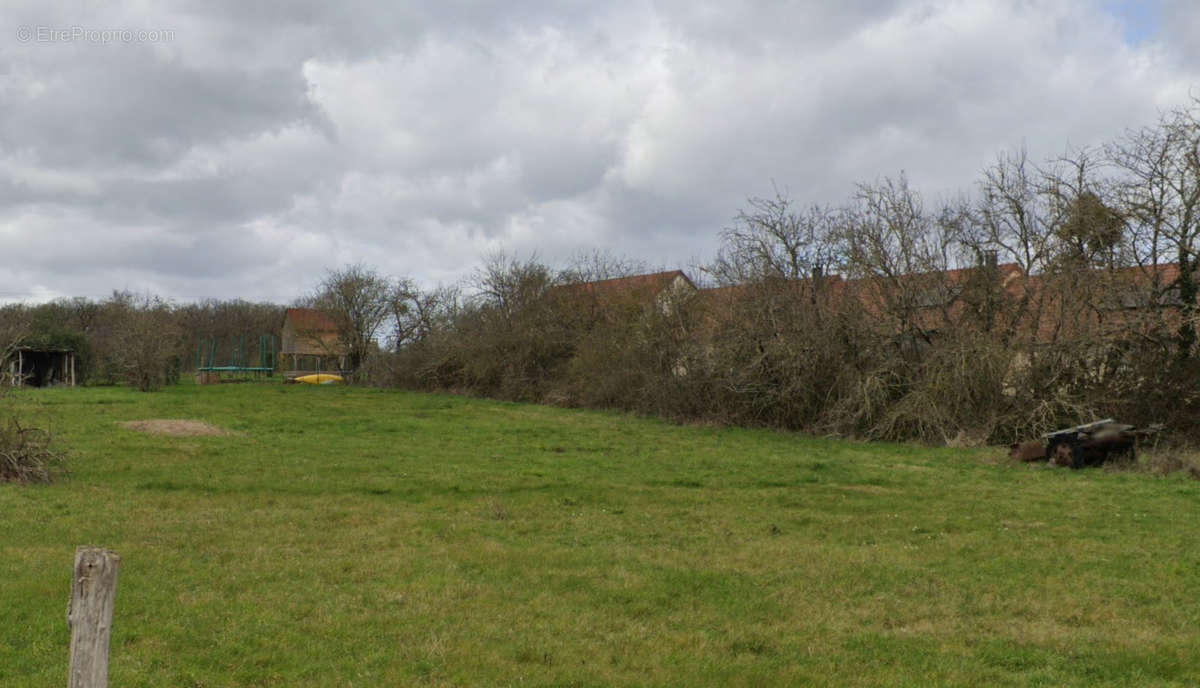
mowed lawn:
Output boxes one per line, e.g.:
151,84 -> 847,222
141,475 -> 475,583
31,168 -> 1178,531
2,384 -> 1199,687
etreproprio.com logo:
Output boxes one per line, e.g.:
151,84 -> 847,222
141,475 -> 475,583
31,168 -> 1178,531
16,25 -> 176,44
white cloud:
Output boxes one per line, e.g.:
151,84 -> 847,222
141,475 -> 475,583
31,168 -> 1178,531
1,0 -> 1199,303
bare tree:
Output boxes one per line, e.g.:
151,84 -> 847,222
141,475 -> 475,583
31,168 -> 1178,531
388,280 -> 458,351
1108,102 -> 1200,358
961,148 -> 1061,274
839,173 -> 957,335
707,191 -> 840,285
311,264 -> 391,374
560,249 -> 649,284
842,174 -> 950,277
471,253 -> 555,325
959,147 -> 1123,344
104,293 -> 183,391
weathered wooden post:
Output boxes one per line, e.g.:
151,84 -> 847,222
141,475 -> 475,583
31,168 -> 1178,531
67,547 -> 120,688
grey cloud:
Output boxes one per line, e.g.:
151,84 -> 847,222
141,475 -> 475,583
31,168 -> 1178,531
0,56 -> 315,169
2,0 -> 1199,305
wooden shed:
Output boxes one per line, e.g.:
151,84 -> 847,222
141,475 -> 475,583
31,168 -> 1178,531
6,347 -> 77,387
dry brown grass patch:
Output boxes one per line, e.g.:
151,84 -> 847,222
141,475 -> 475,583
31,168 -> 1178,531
120,419 -> 238,437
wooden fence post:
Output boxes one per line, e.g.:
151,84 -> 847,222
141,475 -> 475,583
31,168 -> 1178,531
67,547 -> 120,688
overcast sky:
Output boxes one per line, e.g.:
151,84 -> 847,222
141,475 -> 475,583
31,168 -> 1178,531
2,0 -> 1199,304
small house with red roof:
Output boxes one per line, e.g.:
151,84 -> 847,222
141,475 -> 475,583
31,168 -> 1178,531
280,308 -> 346,374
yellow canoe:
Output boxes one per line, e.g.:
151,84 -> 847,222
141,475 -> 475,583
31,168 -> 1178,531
294,373 -> 344,385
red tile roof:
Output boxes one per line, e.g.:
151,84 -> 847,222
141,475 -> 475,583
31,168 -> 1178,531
283,308 -> 338,332
694,261 -> 1200,344
553,270 -> 696,299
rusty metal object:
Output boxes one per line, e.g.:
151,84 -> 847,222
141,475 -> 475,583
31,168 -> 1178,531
1008,439 -> 1048,462
1039,419 -> 1163,469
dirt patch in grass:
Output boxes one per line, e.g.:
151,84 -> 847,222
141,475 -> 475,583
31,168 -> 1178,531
120,419 -> 238,437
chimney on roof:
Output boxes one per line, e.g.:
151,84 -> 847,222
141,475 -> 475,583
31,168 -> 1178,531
984,250 -> 998,271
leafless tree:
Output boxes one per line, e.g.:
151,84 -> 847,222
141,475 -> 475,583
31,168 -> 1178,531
560,249 -> 649,284
961,148 -> 1060,274
388,280 -> 458,351
103,293 -> 183,391
842,174 -> 951,277
838,173 -> 958,336
707,191 -> 840,286
311,264 -> 391,374
1108,102 -> 1200,358
471,253 -> 556,325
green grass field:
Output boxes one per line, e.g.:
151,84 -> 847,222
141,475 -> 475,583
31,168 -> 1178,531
2,383 -> 1199,686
